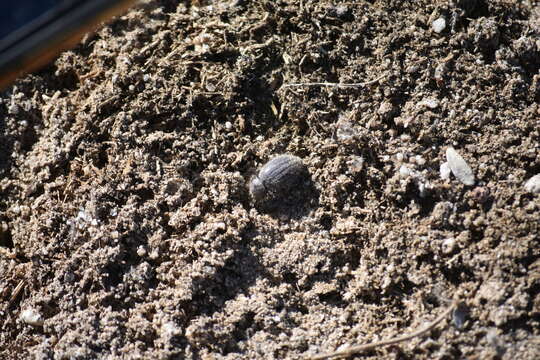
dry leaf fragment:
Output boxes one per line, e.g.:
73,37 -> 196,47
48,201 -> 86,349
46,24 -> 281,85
446,147 -> 475,186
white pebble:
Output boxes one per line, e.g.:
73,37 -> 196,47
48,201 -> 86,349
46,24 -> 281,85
524,174 -> 540,193
11,205 -> 21,215
432,17 -> 447,33
149,249 -> 160,260
20,308 -> 44,326
137,246 -> 147,257
213,222 -> 227,231
446,147 -> 475,186
421,98 -> 439,109
440,161 -> 451,180
399,165 -> 412,178
442,238 -> 457,254
349,156 -> 365,172
162,321 -> 182,338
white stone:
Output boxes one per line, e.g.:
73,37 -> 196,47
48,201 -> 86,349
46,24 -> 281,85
137,246 -> 147,257
20,308 -> 44,326
442,238 -> 457,254
399,165 -> 412,178
524,174 -> 540,193
440,161 -> 451,180
422,98 -> 439,109
432,17 -> 447,33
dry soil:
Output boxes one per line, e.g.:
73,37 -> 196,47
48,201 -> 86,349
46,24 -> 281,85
1,0 -> 539,359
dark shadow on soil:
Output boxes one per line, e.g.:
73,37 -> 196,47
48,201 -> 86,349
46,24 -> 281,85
253,177 -> 320,220
0,117 -> 13,178
184,245 -> 268,319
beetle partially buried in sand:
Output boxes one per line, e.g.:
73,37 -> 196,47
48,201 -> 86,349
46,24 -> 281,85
249,154 -> 309,203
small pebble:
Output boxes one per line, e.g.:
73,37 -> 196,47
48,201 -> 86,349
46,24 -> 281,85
137,246 -> 147,257
348,156 -> 364,173
421,98 -> 439,109
149,249 -> 160,260
20,308 -> 44,326
399,165 -> 412,178
524,174 -> 540,193
414,155 -> 426,166
440,161 -> 451,180
335,5 -> 349,18
432,17 -> 447,33
213,221 -> 227,231
446,147 -> 475,185
442,237 -> 457,254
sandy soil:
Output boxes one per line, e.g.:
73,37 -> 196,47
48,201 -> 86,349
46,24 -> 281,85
1,0 -> 539,359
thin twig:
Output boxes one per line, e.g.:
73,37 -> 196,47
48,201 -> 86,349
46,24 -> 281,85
309,301 -> 457,360
6,280 -> 25,311
282,74 -> 386,89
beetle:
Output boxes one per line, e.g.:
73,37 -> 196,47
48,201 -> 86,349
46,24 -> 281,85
249,154 -> 308,202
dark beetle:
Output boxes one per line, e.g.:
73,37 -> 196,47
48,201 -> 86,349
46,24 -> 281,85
249,154 -> 308,202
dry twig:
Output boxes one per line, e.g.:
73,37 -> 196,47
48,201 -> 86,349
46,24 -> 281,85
282,74 -> 386,89
308,301 -> 458,360
6,280 -> 25,311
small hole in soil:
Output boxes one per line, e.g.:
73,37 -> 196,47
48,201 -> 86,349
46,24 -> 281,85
319,214 -> 333,230
103,263 -> 125,288
0,228 -> 13,249
318,290 -> 343,304
282,272 -> 297,284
